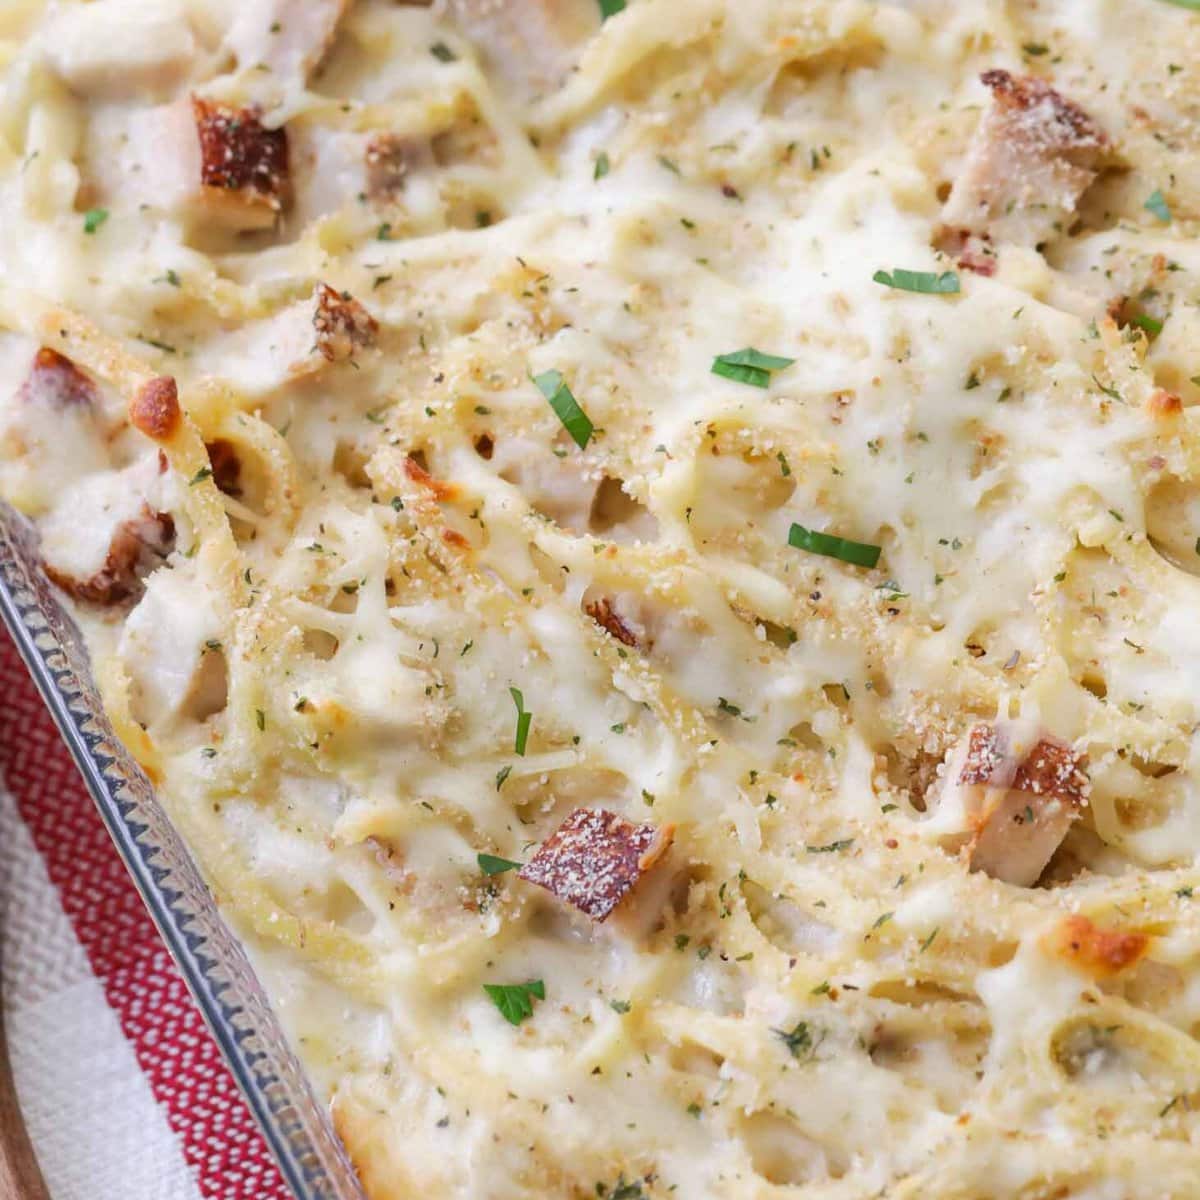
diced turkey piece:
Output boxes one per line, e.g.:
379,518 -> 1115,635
44,505 -> 174,607
42,0 -> 196,99
119,563 -> 227,727
0,348 -> 113,512
490,435 -> 600,531
519,807 -> 674,922
311,283 -> 379,361
227,0 -> 349,81
39,455 -> 175,608
20,348 -> 97,410
109,97 -> 289,232
941,70 -> 1108,247
444,0 -> 599,94
939,722 -> 1088,886
206,283 -> 377,395
365,133 -> 433,202
192,97 -> 289,224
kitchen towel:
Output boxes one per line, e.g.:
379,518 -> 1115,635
0,632 -> 290,1200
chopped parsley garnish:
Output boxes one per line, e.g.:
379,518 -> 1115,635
430,41 -> 456,62
495,765 -> 512,790
1022,42 -> 1049,55
594,150 -> 610,180
533,369 -> 593,449
598,0 -> 626,16
807,838 -> 854,854
477,853 -> 522,876
509,687 -> 532,755
1144,188 -> 1172,222
716,697 -> 742,717
1131,313 -> 1163,336
788,523 -> 881,569
773,1021 -> 813,1059
83,207 -> 109,234
711,347 -> 795,389
189,466 -> 213,485
255,708 -> 266,732
610,999 -> 632,1014
483,979 -> 545,1025
919,927 -> 939,952
872,268 -> 960,294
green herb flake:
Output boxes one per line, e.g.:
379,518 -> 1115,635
1131,313 -> 1164,336
1022,42 -> 1049,55
872,268 -> 959,294
711,347 -> 795,389
255,708 -> 266,732
598,0 -> 626,17
189,466 -> 213,486
533,369 -> 593,450
509,686 -> 533,756
477,853 -> 522,876
430,41 -> 456,62
788,523 -> 881,569
594,150 -> 610,180
610,999 -> 632,1014
686,1102 -> 702,1118
773,1021 -> 813,1059
919,927 -> 939,952
807,838 -> 854,854
483,979 -> 545,1026
1144,188 -> 1172,223
83,207 -> 109,234
495,765 -> 512,790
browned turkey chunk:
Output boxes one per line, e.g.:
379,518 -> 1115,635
941,70 -> 1108,247
312,283 -> 379,361
19,348 -> 97,409
584,596 -> 639,647
192,97 -> 290,226
365,133 -> 432,202
44,505 -> 174,607
129,376 -> 181,441
950,722 -> 1088,886
519,807 -> 674,922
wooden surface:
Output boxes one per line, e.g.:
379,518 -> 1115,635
0,1001 -> 49,1200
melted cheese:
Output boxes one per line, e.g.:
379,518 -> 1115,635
3,0 -> 1200,1196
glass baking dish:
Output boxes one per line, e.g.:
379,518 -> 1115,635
0,501 -> 364,1200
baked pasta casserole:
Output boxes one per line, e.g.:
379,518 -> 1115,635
2,0 -> 1200,1195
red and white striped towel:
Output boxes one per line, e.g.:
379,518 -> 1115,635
0,633 -> 291,1199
